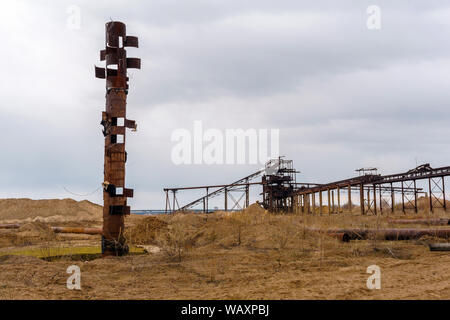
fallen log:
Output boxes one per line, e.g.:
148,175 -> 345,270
428,243 -> 450,251
387,218 -> 449,226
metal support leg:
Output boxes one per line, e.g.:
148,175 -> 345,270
428,178 -> 433,213
360,184 -> 365,215
401,181 -> 405,214
337,186 -> 341,213
414,180 -> 418,214
319,191 -> 323,215
327,189 -> 331,215
312,193 -> 316,214
391,182 -> 395,214
373,184 -> 377,215
225,187 -> 228,211
348,184 -> 352,213
443,177 -> 447,212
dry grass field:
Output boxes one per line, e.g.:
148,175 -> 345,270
0,199 -> 449,299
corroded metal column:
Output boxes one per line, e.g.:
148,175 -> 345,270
95,21 -> 140,256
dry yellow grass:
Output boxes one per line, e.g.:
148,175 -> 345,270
0,202 -> 449,299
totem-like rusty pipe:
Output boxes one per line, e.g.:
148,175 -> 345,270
95,21 -> 141,256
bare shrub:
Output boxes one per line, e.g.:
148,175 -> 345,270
156,220 -> 199,262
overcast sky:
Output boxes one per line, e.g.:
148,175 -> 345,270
2,1 -> 450,209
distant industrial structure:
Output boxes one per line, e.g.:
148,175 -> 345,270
164,158 -> 449,215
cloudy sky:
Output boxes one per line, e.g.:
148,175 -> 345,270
2,0 -> 450,209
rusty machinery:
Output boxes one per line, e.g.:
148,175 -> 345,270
296,163 -> 450,215
95,21 -> 141,256
261,157 -> 300,212
164,158 -> 315,213
163,159 -> 450,215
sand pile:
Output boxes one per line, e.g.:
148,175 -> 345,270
0,198 -> 102,223
16,222 -> 55,240
125,216 -> 168,245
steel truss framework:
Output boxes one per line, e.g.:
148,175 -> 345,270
164,162 -> 449,215
296,164 -> 449,215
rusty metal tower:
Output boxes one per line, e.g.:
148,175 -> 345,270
95,21 -> 140,256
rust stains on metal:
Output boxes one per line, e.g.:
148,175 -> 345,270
95,21 -> 141,256
387,218 -> 450,226
324,228 -> 450,241
51,227 -> 103,235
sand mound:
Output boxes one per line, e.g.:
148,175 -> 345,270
0,198 -> 102,223
125,216 -> 168,245
17,222 -> 55,240
243,202 -> 267,215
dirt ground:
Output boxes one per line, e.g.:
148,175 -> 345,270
0,199 -> 449,300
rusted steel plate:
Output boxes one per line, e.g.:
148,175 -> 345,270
126,57 -> 141,69
106,21 -> 126,48
124,36 -> 139,47
125,119 -> 135,128
95,66 -> 106,79
110,126 -> 125,135
123,188 -> 134,198
106,143 -> 125,153
105,53 -> 118,66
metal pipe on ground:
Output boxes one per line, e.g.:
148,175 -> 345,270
0,224 -> 21,229
387,218 -> 449,226
325,228 -> 450,242
428,243 -> 450,251
51,227 -> 102,235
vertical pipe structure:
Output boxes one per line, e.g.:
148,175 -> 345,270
372,184 -> 377,215
348,184 -> 351,213
391,182 -> 395,214
319,191 -> 323,215
337,186 -> 341,213
414,179 -> 418,213
95,21 -> 141,256
428,178 -> 433,213
360,184 -> 365,215
327,189 -> 331,215
442,177 -> 447,212
378,185 -> 382,214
